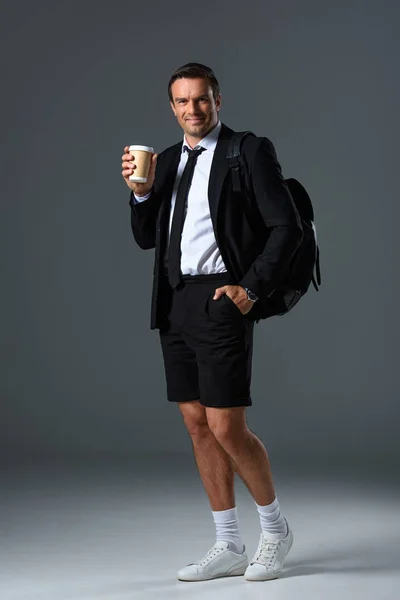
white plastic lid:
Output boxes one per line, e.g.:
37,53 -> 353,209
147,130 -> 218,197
129,175 -> 148,183
128,145 -> 154,153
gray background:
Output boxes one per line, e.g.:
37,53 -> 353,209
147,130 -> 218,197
2,0 -> 399,472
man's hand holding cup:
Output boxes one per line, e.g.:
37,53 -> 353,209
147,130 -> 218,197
122,145 -> 158,197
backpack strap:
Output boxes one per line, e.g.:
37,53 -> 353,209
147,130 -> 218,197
226,131 -> 256,193
228,132 -> 322,297
309,222 -> 321,291
312,245 -> 321,291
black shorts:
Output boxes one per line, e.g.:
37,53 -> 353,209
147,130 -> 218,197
159,272 -> 255,408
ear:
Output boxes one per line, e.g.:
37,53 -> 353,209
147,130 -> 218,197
170,101 -> 177,117
215,93 -> 222,112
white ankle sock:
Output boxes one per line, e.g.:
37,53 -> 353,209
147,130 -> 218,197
211,506 -> 245,554
256,496 -> 288,539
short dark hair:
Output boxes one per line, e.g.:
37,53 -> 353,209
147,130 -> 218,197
168,62 -> 220,103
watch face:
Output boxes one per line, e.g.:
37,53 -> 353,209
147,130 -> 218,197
245,288 -> 257,302
242,286 -> 257,302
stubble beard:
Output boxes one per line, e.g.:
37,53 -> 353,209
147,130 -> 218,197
183,116 -> 215,140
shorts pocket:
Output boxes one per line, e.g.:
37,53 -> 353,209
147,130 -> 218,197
223,293 -> 244,316
205,293 -> 243,323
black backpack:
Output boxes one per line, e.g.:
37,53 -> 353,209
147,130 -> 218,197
226,131 -> 321,318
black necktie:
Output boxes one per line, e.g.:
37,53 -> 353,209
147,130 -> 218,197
168,145 -> 205,289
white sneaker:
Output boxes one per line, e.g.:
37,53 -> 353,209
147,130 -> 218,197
244,518 -> 293,581
177,540 -> 249,581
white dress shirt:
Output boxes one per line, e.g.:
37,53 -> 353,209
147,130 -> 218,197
133,120 -> 227,276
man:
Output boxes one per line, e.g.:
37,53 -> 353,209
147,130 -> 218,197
121,63 -> 303,582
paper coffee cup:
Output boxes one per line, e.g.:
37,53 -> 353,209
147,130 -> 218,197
128,145 -> 154,183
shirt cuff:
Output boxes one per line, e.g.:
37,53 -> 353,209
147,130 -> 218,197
132,190 -> 152,203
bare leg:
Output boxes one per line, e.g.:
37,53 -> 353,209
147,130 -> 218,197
178,400 -> 237,511
206,406 -> 276,506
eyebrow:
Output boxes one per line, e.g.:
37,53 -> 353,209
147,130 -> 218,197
174,95 -> 209,102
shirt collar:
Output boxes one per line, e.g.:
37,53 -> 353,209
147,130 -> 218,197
182,120 -> 221,154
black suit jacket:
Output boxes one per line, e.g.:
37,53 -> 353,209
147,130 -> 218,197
129,123 -> 303,329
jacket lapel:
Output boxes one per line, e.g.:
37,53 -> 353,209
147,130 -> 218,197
157,142 -> 181,227
155,143 -> 181,268
207,123 -> 234,232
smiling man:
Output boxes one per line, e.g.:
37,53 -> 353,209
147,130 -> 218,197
171,77 -> 220,142
121,63 -> 303,582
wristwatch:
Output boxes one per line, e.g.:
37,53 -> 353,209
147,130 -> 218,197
243,286 -> 259,302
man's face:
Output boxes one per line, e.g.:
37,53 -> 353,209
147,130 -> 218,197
170,78 -> 221,141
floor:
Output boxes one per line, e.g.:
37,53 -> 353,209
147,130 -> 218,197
2,458 -> 399,600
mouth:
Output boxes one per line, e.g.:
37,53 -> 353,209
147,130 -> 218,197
186,118 -> 205,124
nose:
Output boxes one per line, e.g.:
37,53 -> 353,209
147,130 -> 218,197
188,99 -> 200,114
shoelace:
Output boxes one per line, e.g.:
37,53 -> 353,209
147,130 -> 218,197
255,539 -> 280,566
198,546 -> 224,567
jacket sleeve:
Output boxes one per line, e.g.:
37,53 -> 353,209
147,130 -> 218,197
239,138 -> 303,299
128,189 -> 161,250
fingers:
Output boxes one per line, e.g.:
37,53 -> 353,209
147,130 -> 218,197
122,149 -> 135,179
122,160 -> 136,169
213,285 -> 228,300
122,161 -> 136,178
121,148 -> 157,182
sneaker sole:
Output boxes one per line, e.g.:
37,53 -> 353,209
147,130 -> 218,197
177,561 -> 248,581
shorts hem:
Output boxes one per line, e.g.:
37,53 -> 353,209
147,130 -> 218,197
199,397 -> 252,408
167,396 -> 200,403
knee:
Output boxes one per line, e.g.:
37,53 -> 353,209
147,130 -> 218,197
208,420 -> 247,449
208,422 -> 232,447
178,401 -> 210,440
